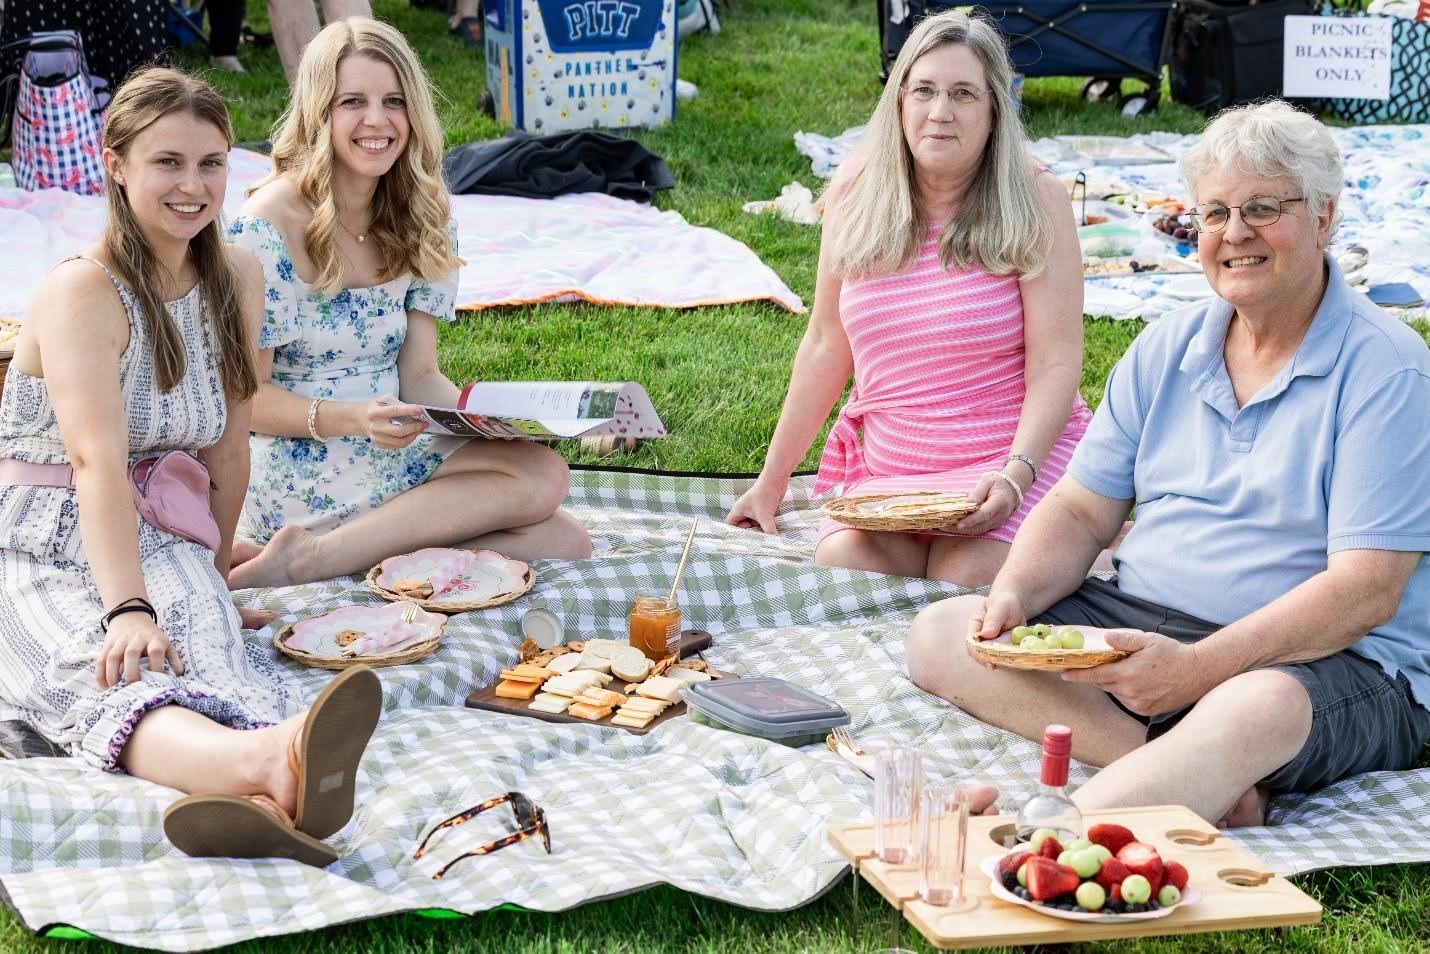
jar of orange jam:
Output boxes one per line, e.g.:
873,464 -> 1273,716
628,592 -> 681,662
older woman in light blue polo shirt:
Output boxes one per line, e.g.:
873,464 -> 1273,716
905,100 -> 1430,828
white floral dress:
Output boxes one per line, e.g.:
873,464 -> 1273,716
0,257 -> 293,771
228,216 -> 466,543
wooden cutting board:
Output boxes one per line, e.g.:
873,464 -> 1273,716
465,630 -> 718,735
827,804 -> 1321,949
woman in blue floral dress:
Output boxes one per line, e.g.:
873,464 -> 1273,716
228,19 -> 589,589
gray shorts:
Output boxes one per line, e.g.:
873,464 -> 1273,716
1032,578 -> 1430,795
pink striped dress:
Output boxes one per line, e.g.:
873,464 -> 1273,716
814,221 -> 1091,546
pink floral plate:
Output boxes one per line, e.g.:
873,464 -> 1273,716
279,602 -> 446,663
368,547 -> 534,611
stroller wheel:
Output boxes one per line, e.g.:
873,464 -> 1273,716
1081,78 -> 1121,103
1118,92 -> 1155,119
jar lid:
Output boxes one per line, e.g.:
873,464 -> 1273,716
520,608 -> 564,649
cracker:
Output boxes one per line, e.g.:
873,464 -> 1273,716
494,678 -> 540,700
650,654 -> 682,677
392,578 -> 434,600
517,637 -> 542,663
636,675 -> 684,702
335,629 -> 366,648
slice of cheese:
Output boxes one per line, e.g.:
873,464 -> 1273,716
494,678 -> 540,700
636,675 -> 684,702
528,694 -> 573,713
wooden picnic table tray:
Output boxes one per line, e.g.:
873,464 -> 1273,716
465,629 -> 721,735
827,804 -> 1321,949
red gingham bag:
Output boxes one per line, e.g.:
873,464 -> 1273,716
7,32 -> 106,195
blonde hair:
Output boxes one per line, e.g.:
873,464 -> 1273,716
1181,99 -> 1343,239
828,10 -> 1052,279
102,67 -> 256,399
253,17 -> 461,294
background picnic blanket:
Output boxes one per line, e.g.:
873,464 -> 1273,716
0,470 -> 1426,950
794,124 -> 1430,322
0,152 -> 805,320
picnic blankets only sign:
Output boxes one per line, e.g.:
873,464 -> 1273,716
1283,15 -> 1393,100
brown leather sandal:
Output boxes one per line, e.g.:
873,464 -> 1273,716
163,793 -> 338,868
289,665 -> 383,839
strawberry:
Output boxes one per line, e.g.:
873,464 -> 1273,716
1116,842 -> 1165,896
1087,823 -> 1137,855
1163,860 -> 1189,892
1109,881 -> 1123,903
1036,835 -> 1063,860
1024,856 -> 1081,902
995,850 -> 1032,880
1094,857 -> 1131,892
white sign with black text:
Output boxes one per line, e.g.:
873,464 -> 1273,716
1283,15 -> 1393,100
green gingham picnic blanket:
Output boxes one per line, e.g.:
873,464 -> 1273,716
0,470 -> 1426,950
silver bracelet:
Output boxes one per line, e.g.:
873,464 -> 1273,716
1007,453 -> 1037,483
991,471 -> 1025,510
306,398 -> 326,441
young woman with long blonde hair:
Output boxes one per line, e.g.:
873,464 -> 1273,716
229,17 -> 589,589
0,67 -> 381,866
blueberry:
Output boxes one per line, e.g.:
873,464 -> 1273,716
1105,901 -> 1123,914
1148,900 -> 1160,911
1015,887 -> 1031,900
1001,872 -> 1017,891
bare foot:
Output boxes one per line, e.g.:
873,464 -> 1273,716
1217,784 -> 1269,828
237,607 -> 280,630
227,525 -> 318,590
230,538 -> 264,570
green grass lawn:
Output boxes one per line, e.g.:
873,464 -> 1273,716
4,0 -> 1424,951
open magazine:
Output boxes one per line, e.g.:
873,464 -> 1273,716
405,382 -> 666,440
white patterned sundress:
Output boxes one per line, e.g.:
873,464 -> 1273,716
227,216 -> 466,544
0,257 -> 294,771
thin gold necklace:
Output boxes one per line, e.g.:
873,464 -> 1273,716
336,216 -> 369,244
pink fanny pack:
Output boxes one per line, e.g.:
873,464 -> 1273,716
0,450 -> 220,552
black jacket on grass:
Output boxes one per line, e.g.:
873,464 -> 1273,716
442,130 -> 675,202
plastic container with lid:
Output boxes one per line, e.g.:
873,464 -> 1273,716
681,677 -> 850,747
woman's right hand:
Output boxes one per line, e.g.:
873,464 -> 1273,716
95,613 -> 184,690
361,395 -> 429,449
727,477 -> 788,535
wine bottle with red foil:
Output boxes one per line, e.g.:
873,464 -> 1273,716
1015,724 -> 1083,844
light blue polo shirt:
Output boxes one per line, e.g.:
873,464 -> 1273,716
1068,258 -> 1430,709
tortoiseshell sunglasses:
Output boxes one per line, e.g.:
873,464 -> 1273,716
412,791 -> 551,880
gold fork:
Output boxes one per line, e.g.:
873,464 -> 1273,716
831,725 -> 866,757
401,601 -> 419,624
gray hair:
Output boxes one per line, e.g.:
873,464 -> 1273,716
827,9 -> 1051,278
1181,99 -> 1343,237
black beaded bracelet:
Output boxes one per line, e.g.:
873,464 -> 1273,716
100,598 -> 156,634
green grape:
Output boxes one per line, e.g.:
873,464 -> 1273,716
1071,849 -> 1102,878
1020,637 -> 1046,651
1089,844 -> 1114,863
1066,838 -> 1093,852
1158,885 -> 1182,907
1035,623 -> 1052,637
1076,881 -> 1106,911
1057,849 -> 1076,868
1056,628 -> 1085,650
1029,828 -> 1058,851
1009,625 -> 1032,646
1121,874 -> 1151,905
1016,862 -> 1029,888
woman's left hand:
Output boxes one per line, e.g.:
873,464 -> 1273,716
949,472 -> 1020,536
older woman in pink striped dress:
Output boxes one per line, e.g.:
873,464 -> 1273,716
727,9 -> 1089,586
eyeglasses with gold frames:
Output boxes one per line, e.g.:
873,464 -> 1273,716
412,791 -> 550,880
1188,196 -> 1304,233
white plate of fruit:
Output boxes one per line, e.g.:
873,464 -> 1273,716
980,823 -> 1198,923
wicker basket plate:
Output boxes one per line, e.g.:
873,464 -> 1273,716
275,601 -> 447,670
366,546 -> 534,613
967,626 -> 1128,671
823,491 -> 980,532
